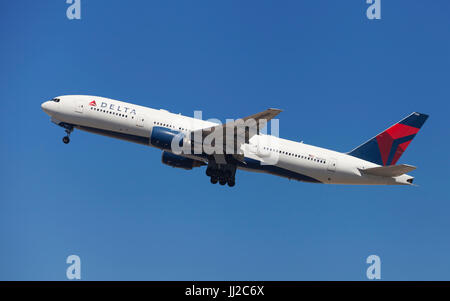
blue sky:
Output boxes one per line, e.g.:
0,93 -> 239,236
1,0 -> 449,280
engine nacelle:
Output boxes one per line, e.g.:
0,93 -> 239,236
150,126 -> 184,150
161,151 -> 205,170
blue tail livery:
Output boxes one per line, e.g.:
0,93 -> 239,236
348,112 -> 429,166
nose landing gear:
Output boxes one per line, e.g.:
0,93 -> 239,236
60,123 -> 74,144
62,136 -> 70,144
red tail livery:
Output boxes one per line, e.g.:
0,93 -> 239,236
348,112 -> 429,166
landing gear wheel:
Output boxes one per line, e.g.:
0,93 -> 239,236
60,124 -> 74,144
210,176 -> 218,184
62,136 -> 70,144
219,178 -> 227,185
227,180 -> 235,187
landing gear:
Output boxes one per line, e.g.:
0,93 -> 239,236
60,123 -> 74,145
206,158 -> 237,187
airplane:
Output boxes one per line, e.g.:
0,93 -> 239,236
41,95 -> 428,187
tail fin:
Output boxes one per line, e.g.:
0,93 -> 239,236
348,112 -> 429,166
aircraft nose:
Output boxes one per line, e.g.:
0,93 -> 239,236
41,101 -> 52,115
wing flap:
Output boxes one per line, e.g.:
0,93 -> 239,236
360,164 -> 416,177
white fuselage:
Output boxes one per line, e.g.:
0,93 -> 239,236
41,95 -> 413,185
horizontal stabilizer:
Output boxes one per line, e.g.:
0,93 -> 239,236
359,164 -> 416,177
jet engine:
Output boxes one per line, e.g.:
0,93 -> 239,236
150,126 -> 184,150
161,151 -> 206,170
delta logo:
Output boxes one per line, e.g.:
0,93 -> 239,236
95,100 -> 137,115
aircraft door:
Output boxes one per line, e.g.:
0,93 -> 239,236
247,142 -> 257,155
136,115 -> 145,127
75,101 -> 84,113
327,157 -> 337,172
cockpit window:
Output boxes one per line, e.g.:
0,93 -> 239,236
51,98 -> 60,102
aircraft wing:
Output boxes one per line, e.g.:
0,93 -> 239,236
190,108 -> 282,155
359,164 -> 417,177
